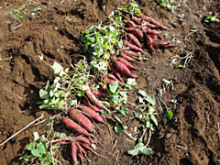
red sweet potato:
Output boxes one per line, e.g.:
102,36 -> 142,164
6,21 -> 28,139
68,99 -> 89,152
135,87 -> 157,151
146,35 -> 155,53
71,140 -> 78,165
126,33 -> 142,47
116,57 -> 138,70
109,64 -> 124,83
124,27 -> 144,40
62,118 -> 90,136
120,52 -> 136,61
69,109 -> 94,132
147,29 -> 162,35
124,41 -> 144,53
85,89 -> 110,112
137,14 -> 168,30
82,99 -> 102,113
131,16 -> 142,25
113,60 -> 138,78
92,90 -> 110,97
75,136 -> 91,144
79,106 -> 105,123
123,20 -> 138,27
142,20 -> 156,28
104,76 -> 115,85
107,73 -> 117,81
76,143 -> 84,163
122,49 -> 142,57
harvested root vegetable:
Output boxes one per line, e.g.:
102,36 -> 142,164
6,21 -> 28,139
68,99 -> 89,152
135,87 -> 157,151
85,89 -> 110,112
71,140 -> 78,165
92,90 -> 111,97
126,33 -> 142,47
109,64 -> 124,83
153,40 -> 177,48
62,118 -> 91,136
104,76 -> 115,85
146,29 -> 162,35
136,14 -> 168,30
123,19 -> 138,27
79,106 -> 105,123
122,49 -> 141,57
146,35 -> 155,53
82,99 -> 102,112
142,20 -> 156,28
124,41 -> 144,53
125,27 -> 144,40
113,60 -> 137,78
131,16 -> 142,25
116,57 -> 138,70
107,73 -> 117,81
79,106 -> 112,138
120,52 -> 136,61
75,136 -> 91,145
69,109 -> 94,132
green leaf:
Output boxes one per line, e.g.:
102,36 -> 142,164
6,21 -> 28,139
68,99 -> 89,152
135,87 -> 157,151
27,142 -> 35,151
126,78 -> 137,87
114,122 -> 123,133
51,62 -> 63,75
167,110 -> 173,120
138,90 -> 147,97
109,81 -> 118,94
127,142 -> 152,156
39,89 -> 48,99
144,95 -> 156,106
31,142 -> 46,157
77,91 -> 84,97
118,108 -> 129,116
44,153 -> 52,165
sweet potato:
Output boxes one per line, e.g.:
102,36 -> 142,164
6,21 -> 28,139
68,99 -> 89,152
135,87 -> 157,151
146,35 -> 155,53
136,14 -> 168,30
82,99 -> 102,113
109,64 -> 124,83
92,90 -> 110,97
126,33 -> 142,47
124,27 -> 144,40
147,29 -> 162,35
100,85 -> 108,93
116,57 -> 138,70
123,20 -> 138,27
113,60 -> 137,78
104,76 -> 115,85
85,89 -> 110,112
107,73 -> 117,81
76,143 -> 84,163
79,106 -> 105,123
131,16 -> 142,25
124,41 -> 144,53
120,52 -> 136,61
142,20 -> 156,28
75,136 -> 91,145
122,49 -> 142,57
71,140 -> 78,165
69,109 -> 94,132
62,118 -> 90,136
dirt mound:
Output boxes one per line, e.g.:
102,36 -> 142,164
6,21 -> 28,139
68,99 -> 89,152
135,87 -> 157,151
0,0 -> 219,165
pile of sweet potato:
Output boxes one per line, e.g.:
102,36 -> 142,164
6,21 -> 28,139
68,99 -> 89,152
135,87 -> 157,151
59,13 -> 176,165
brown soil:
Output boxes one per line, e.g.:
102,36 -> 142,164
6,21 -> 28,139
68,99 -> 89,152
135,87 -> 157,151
0,0 -> 219,165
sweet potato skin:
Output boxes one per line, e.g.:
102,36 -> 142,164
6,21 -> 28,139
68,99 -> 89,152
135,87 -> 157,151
69,109 -> 94,132
62,118 -> 90,136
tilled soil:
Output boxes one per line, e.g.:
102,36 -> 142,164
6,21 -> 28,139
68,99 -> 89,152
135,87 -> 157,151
0,0 -> 219,165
